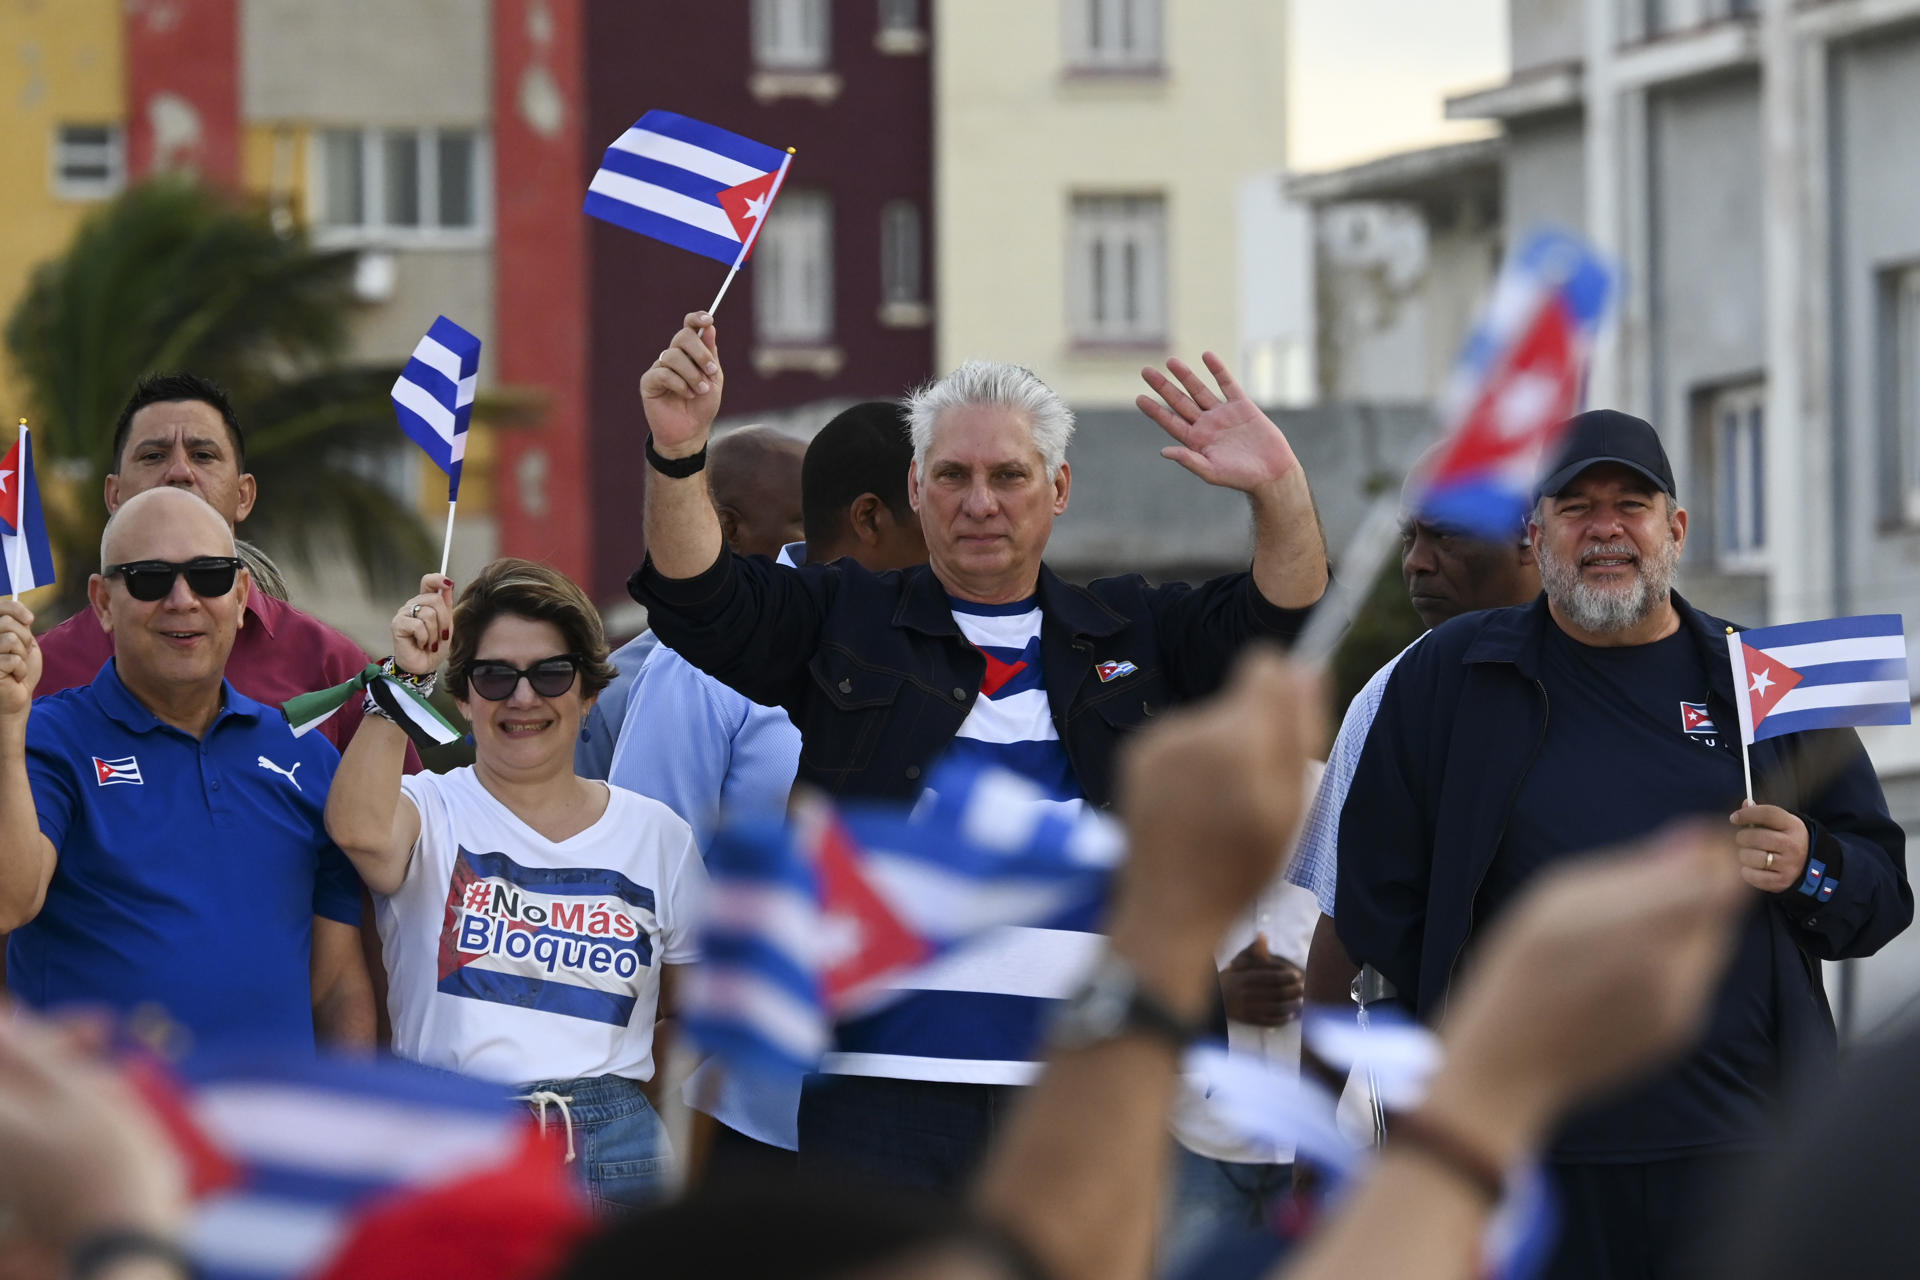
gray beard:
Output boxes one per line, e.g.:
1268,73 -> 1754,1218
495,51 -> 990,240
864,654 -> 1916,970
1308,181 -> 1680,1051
1537,535 -> 1680,634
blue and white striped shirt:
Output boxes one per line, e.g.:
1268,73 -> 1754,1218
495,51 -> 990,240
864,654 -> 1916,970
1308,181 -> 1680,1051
823,595 -> 1100,1086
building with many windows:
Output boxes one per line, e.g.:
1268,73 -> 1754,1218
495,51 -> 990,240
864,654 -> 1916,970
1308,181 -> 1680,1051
0,0 -> 937,619
1294,0 -> 1920,1032
932,0 -> 1291,405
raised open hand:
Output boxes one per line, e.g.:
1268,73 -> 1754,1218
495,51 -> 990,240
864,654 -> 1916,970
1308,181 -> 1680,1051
639,311 -> 725,459
1136,352 -> 1301,494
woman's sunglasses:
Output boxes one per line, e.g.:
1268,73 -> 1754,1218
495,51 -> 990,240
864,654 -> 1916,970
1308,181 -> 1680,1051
464,655 -> 583,701
102,556 -> 245,603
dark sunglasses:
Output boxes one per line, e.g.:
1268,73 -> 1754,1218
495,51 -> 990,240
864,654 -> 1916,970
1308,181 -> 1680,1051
103,556 -> 245,603
465,654 -> 583,701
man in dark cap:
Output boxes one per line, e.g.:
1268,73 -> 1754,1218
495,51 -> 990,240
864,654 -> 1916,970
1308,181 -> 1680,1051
1334,410 -> 1910,1280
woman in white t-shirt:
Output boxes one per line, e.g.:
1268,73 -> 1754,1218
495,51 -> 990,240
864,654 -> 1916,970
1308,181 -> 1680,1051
325,558 -> 706,1211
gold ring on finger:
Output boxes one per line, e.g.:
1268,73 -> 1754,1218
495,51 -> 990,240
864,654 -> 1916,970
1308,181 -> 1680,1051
1766,850 -> 1776,871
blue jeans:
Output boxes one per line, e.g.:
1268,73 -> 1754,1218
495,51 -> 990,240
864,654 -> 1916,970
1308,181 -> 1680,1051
519,1074 -> 671,1213
1161,1146 -> 1293,1276
798,1073 -> 1016,1193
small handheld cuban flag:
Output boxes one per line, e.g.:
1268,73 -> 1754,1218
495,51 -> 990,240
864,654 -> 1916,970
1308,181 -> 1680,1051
1727,615 -> 1911,745
1412,227 -> 1615,538
122,1047 -> 589,1280
0,420 -> 55,598
680,758 -> 1121,1080
392,317 -> 480,502
584,110 -> 793,311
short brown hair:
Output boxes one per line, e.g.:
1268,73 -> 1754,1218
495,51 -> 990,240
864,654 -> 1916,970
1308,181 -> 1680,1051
445,557 -> 618,701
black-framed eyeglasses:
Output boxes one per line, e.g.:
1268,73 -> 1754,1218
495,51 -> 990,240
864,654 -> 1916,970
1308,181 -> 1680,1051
102,557 -> 245,603
464,654 -> 583,701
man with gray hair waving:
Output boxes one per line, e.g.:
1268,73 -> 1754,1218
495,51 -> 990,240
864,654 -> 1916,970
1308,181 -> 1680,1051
628,311 -> 1328,1190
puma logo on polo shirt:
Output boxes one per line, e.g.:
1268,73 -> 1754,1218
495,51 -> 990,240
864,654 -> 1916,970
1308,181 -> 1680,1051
256,757 -> 304,791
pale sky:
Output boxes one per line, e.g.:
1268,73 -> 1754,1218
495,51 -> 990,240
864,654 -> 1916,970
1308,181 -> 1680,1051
1288,0 -> 1510,173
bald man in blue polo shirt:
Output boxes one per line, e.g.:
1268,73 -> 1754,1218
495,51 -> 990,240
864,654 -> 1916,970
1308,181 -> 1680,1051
0,487 -> 371,1051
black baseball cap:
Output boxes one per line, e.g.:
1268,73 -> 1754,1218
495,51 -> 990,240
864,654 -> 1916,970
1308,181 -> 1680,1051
1535,409 -> 1676,500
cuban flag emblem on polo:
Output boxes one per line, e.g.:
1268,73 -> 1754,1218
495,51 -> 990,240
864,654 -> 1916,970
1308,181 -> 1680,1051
584,110 -> 793,266
1726,615 -> 1911,745
92,755 -> 143,786
1096,659 -> 1138,683
1679,702 -> 1717,735
437,848 -> 658,1026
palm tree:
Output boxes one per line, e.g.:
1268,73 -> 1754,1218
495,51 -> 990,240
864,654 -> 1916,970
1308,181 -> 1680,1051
4,178 -> 434,618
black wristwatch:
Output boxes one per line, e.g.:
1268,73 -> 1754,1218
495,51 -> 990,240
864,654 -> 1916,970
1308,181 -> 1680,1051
645,432 -> 708,478
1048,952 -> 1201,1055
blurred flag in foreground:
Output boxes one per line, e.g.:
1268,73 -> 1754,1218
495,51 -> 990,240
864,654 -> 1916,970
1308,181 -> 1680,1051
0,422 -> 55,595
1727,614 -> 1910,745
584,110 -> 792,268
125,1049 -> 588,1280
392,316 -> 481,500
680,760 -> 1122,1079
1412,227 -> 1615,537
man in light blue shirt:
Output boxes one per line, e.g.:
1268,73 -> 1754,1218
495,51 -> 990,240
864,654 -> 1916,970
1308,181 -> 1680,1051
610,402 -> 926,1179
576,427 -> 806,779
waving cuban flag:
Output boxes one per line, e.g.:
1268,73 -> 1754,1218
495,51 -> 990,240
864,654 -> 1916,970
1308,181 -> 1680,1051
680,759 -> 1121,1079
1413,227 -> 1615,538
1728,615 -> 1911,744
391,316 -> 480,500
584,110 -> 792,268
0,423 -> 55,596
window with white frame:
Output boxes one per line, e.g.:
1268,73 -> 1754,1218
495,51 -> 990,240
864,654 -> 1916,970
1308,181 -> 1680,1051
880,200 -> 923,306
1709,383 -> 1767,566
1065,0 -> 1162,72
312,127 -> 487,244
52,124 -> 124,200
756,190 -> 834,345
1890,265 -> 1920,525
754,0 -> 831,70
1068,195 -> 1166,345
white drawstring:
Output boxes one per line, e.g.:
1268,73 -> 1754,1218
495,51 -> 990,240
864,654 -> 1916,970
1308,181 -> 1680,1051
515,1090 -> 577,1163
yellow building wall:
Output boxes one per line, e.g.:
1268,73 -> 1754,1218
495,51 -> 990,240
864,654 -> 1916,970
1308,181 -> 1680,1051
0,0 -> 125,421
934,0 -> 1289,405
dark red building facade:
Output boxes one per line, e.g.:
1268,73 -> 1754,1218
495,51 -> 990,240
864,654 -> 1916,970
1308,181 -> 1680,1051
495,0 -> 937,604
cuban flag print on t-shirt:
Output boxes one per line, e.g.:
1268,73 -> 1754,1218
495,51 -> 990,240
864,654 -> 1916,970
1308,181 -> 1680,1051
438,848 -> 657,1027
943,597 -> 1085,818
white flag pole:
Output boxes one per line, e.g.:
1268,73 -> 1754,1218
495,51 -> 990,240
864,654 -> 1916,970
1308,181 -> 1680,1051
437,498 -> 457,580
1726,627 -> 1756,804
704,148 -> 795,322
9,421 -> 27,603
